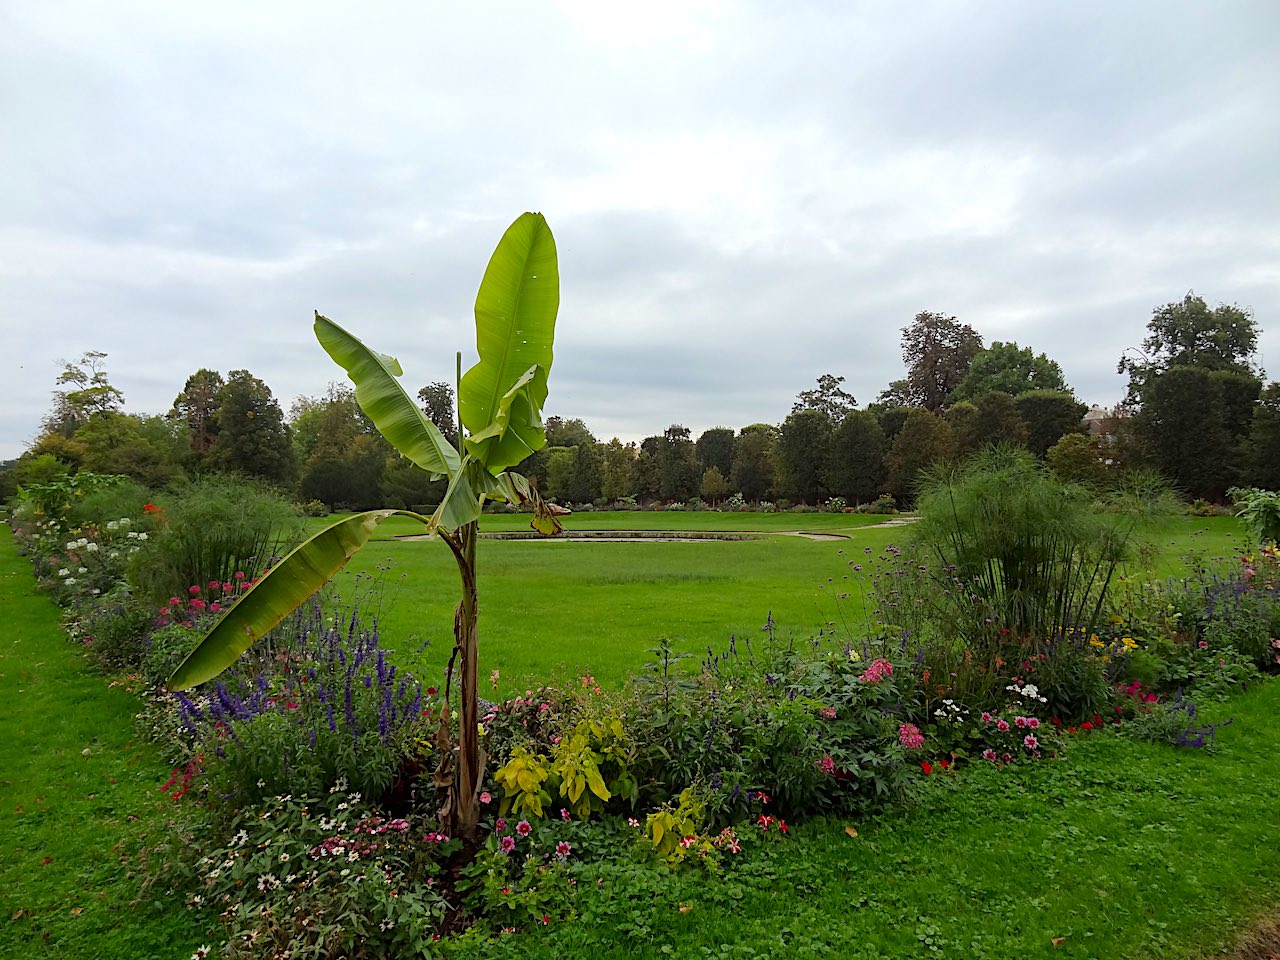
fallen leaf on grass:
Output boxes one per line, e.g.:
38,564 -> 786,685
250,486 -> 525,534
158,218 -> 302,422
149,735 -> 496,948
678,904 -> 693,913
1052,936 -> 1067,947
69,907 -> 82,916
40,856 -> 53,865
12,909 -> 27,920
845,826 -> 859,838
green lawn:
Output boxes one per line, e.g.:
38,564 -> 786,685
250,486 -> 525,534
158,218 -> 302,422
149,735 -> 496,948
316,512 -> 1253,696
0,525 -> 213,960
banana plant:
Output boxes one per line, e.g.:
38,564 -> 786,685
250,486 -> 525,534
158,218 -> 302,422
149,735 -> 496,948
166,212 -> 564,840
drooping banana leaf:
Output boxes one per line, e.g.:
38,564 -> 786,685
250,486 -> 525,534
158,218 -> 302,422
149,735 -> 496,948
459,212 -> 559,474
315,313 -> 461,480
474,469 -> 568,536
165,510 -> 430,691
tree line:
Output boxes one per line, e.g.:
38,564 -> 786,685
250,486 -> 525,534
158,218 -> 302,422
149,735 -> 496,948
4,292 -> 1274,508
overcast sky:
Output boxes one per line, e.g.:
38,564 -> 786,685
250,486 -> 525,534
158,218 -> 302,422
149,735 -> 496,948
2,0 -> 1278,461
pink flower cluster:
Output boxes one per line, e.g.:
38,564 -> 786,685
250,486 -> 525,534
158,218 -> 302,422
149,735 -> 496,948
897,722 -> 925,750
859,658 -> 894,683
817,754 -> 836,775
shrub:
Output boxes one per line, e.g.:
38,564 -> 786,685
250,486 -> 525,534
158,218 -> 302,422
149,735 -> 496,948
857,494 -> 897,515
129,475 -> 304,604
65,583 -> 154,671
188,788 -> 453,960
621,637 -> 913,823
1229,486 -> 1280,543
171,602 -> 427,807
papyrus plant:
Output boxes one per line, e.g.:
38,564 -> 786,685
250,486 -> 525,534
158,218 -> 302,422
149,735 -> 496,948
166,212 -> 564,839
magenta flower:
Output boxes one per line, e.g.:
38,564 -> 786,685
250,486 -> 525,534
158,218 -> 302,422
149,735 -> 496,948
981,748 -> 998,763
859,658 -> 894,683
996,718 -> 1011,732
1023,734 -> 1039,750
1026,717 -> 1041,730
1015,716 -> 1029,728
897,722 -> 925,750
980,711 -> 993,723
495,817 -> 507,833
817,754 -> 836,775
479,791 -> 491,804
516,820 -> 531,837
818,706 -> 838,720
555,840 -> 571,860
500,836 -> 516,854
561,807 -> 570,821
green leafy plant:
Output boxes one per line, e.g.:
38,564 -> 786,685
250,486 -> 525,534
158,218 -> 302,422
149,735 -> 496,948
495,745 -> 553,818
166,213 -> 564,841
1229,486 -> 1280,543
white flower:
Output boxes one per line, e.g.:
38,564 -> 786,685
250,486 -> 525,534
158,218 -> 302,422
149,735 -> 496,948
136,532 -> 147,541
85,542 -> 99,553
58,568 -> 70,576
64,578 -> 76,586
77,566 -> 87,573
1021,684 -> 1040,698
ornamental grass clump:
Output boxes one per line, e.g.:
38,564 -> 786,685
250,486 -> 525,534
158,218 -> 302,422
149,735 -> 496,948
129,474 -> 304,605
898,446 -> 1175,717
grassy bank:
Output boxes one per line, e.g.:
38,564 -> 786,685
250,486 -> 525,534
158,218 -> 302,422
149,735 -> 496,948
0,525 -> 212,960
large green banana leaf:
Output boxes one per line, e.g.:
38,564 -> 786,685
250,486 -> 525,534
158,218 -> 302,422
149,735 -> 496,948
165,510 -> 428,691
459,212 -> 559,474
315,313 -> 461,480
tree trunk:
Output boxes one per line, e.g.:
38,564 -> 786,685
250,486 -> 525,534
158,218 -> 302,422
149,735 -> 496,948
437,520 -> 483,841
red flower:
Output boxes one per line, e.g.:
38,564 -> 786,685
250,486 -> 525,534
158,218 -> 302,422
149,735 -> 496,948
1094,715 -> 1104,726
188,585 -> 201,596
1050,717 -> 1062,727
920,761 -> 933,775
143,503 -> 157,513
1081,721 -> 1093,731
777,820 -> 788,833
939,758 -> 951,770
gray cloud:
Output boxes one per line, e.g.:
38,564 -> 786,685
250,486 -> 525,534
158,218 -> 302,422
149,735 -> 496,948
2,0 -> 1278,459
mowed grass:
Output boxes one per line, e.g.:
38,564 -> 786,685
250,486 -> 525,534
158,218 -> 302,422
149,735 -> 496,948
0,526 -> 213,960
319,511 -> 903,695
316,512 -> 1253,696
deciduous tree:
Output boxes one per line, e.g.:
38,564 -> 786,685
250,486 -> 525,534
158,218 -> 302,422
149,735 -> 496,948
899,312 -> 983,411
949,341 -> 1069,402
776,409 -> 832,503
828,410 -> 886,504
793,374 -> 856,422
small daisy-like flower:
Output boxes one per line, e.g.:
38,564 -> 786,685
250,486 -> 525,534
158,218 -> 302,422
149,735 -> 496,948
500,836 -> 516,854
516,820 -> 532,837
1023,734 -> 1039,750
555,840 -> 572,860
479,792 -> 492,804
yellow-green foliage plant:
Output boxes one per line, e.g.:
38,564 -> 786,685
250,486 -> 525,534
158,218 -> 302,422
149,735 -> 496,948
645,787 -> 707,863
165,213 -> 564,841
549,713 -> 637,818
494,745 -> 552,818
